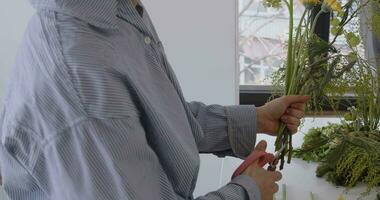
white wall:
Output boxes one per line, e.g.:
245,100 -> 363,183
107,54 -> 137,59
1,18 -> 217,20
0,3 -> 34,199
142,0 -> 238,105
0,1 -> 34,100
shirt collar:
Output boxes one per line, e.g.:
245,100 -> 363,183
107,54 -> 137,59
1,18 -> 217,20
29,0 -> 139,29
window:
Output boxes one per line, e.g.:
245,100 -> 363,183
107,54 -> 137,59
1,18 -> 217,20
239,0 -> 305,86
238,0 -> 366,109
239,0 -> 306,106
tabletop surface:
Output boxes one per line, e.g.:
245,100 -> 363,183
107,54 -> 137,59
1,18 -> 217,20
221,117 -> 380,200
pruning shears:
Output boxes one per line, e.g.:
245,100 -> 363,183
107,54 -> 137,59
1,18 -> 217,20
231,145 -> 286,179
268,145 -> 286,171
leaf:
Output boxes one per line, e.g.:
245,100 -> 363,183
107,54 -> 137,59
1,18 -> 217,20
348,37 -> 360,47
345,32 -> 360,47
316,164 -> 333,177
347,52 -> 357,63
324,140 -> 347,167
331,27 -> 343,36
331,18 -> 340,26
344,113 -> 354,121
263,0 -> 282,8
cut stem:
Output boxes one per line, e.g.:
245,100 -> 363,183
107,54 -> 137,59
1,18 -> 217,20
282,184 -> 287,200
277,0 -> 294,168
310,10 -> 324,35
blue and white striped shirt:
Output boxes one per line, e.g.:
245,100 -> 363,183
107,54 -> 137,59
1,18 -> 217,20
0,0 -> 261,199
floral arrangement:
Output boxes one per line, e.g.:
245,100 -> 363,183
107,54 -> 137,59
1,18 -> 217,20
294,121 -> 380,191
293,52 -> 380,195
252,0 -> 380,191
264,0 -> 380,169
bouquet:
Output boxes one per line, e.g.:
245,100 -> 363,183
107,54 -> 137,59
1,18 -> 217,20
264,0 -> 379,169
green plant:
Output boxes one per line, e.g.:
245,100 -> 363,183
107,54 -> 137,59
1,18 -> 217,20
266,0 -> 380,168
294,122 -> 380,193
293,48 -> 380,193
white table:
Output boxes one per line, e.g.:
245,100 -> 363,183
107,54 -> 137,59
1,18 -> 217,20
220,117 -> 380,200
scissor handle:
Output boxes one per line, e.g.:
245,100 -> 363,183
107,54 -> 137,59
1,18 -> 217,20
231,150 -> 275,180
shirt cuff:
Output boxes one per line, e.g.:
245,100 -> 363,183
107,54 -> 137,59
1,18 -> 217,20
225,105 -> 257,158
230,175 -> 261,200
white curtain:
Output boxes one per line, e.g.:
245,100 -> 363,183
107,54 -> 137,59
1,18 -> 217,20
359,1 -> 380,68
359,1 -> 380,106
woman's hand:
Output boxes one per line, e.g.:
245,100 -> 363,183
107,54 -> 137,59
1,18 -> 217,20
242,141 -> 282,200
256,95 -> 310,135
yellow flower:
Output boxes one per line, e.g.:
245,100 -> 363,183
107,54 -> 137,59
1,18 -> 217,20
330,2 -> 342,11
322,0 -> 342,12
299,0 -> 320,8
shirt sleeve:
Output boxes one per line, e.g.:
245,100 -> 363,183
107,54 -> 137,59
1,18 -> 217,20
196,175 -> 261,200
187,101 -> 257,158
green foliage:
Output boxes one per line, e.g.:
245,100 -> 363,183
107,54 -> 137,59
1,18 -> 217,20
293,126 -> 331,162
294,122 -> 380,193
331,26 -> 343,36
294,56 -> 380,192
345,32 -> 360,47
331,18 -> 340,26
271,0 -> 380,170
331,18 -> 343,36
263,0 -> 283,8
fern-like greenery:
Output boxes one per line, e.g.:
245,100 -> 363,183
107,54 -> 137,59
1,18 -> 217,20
293,51 -> 380,195
294,122 -> 380,193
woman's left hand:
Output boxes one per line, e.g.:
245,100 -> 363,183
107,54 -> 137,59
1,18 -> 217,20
256,95 -> 310,135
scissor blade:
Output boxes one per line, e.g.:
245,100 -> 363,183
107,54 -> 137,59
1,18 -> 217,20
274,145 -> 286,159
267,145 -> 286,171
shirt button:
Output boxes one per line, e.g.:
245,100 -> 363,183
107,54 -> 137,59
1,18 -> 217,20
144,36 -> 152,45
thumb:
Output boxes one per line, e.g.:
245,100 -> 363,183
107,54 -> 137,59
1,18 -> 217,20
283,95 -> 310,105
251,140 -> 268,167
254,140 -> 267,151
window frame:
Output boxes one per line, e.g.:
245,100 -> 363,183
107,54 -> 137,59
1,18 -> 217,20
238,4 -> 357,112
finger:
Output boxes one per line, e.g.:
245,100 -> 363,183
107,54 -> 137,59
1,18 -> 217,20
286,108 -> 304,119
281,116 -> 301,126
291,103 -> 306,111
249,141 -> 268,167
264,153 -> 276,164
268,171 -> 280,181
254,140 -> 267,151
286,124 -> 298,134
272,171 -> 282,181
271,183 -> 279,194
283,95 -> 310,105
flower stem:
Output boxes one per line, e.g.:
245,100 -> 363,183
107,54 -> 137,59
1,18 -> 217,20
310,10 -> 324,35
290,9 -> 308,92
285,0 -> 294,95
276,0 -> 294,168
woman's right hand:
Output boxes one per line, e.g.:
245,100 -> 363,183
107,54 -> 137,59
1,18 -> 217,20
242,140 -> 282,200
